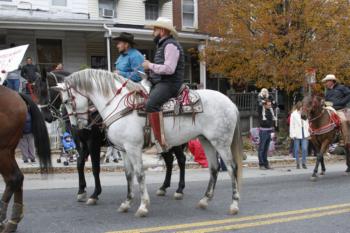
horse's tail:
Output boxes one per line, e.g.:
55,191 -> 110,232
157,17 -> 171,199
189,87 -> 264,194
20,93 -> 52,173
231,111 -> 243,190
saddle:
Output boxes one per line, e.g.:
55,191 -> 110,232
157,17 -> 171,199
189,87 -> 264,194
137,84 -> 203,116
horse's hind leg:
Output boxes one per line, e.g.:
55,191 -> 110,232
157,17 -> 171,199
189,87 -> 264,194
157,150 -> 174,196
320,156 -> 326,176
174,145 -> 186,200
197,138 -> 219,210
213,144 -> 240,215
0,151 -> 24,233
345,144 -> 350,173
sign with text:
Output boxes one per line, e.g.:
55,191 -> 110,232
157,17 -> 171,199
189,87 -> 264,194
0,44 -> 29,85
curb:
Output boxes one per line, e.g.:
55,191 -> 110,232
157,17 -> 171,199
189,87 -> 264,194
19,155 -> 346,174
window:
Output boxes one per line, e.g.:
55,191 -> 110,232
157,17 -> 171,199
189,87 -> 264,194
145,0 -> 159,21
182,0 -> 197,28
52,0 -> 67,6
36,39 -> 63,71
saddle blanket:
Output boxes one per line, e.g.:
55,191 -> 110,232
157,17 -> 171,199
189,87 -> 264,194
137,84 -> 203,116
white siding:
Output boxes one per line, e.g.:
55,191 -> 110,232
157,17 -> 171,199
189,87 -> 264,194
64,32 -> 87,72
20,0 -> 49,11
71,0 -> 89,14
88,0 -> 99,19
116,0 -> 173,25
116,0 -> 145,25
160,0 -> 173,19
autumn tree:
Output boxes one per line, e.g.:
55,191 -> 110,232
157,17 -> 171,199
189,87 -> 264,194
204,0 -> 350,93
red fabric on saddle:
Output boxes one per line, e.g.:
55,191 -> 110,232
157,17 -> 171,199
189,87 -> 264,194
188,139 -> 208,168
330,112 -> 341,128
180,87 -> 190,105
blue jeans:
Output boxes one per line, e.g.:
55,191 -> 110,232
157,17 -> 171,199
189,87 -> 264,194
258,130 -> 272,167
294,138 -> 309,164
6,79 -> 20,92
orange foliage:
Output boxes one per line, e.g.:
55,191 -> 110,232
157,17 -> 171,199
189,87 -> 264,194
203,0 -> 350,93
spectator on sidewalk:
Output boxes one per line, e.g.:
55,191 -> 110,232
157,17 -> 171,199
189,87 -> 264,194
18,111 -> 36,163
21,57 -> 39,97
289,101 -> 309,169
258,98 -> 276,170
6,66 -> 22,92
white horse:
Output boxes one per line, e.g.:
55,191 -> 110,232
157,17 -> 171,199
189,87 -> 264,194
54,69 -> 243,217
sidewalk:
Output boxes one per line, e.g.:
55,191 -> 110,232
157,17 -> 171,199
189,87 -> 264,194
16,149 -> 346,174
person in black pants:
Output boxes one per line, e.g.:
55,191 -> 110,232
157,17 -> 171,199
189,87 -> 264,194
258,99 -> 276,170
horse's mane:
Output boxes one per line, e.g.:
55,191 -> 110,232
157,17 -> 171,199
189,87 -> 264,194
65,69 -> 141,97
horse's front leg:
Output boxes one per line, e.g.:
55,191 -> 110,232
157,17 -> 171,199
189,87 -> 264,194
125,146 -> 150,217
156,151 -> 174,196
76,147 -> 87,202
86,140 -> 102,205
174,145 -> 186,200
311,152 -> 321,181
118,152 -> 135,213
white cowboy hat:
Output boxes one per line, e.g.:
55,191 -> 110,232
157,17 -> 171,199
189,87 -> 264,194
145,17 -> 178,36
322,74 -> 337,82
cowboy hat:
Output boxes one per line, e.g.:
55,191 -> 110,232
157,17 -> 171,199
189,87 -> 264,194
145,17 -> 178,36
113,32 -> 136,45
322,74 -> 337,82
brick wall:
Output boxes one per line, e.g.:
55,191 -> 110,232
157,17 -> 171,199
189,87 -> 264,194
173,0 -> 219,34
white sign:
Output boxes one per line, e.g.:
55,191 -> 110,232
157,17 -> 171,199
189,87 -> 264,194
0,44 -> 29,85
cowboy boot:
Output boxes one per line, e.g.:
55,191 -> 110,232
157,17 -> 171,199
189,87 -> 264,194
148,112 -> 168,153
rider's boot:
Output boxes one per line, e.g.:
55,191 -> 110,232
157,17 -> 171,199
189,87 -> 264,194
148,112 -> 168,153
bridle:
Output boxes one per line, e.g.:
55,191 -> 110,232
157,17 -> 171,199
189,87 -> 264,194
63,78 -> 132,130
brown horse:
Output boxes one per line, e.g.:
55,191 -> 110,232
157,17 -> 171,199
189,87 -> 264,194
0,86 -> 51,233
301,95 -> 350,181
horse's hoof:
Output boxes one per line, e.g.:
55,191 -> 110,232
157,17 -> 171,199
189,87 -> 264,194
197,198 -> 208,209
156,189 -> 166,196
86,198 -> 97,206
2,222 -> 17,233
174,192 -> 184,200
229,201 -> 239,215
320,172 -> 325,176
118,202 -> 130,213
310,176 -> 318,182
135,207 -> 148,217
77,192 -> 87,202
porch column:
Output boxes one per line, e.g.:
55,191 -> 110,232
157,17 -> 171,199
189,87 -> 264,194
198,43 -> 206,89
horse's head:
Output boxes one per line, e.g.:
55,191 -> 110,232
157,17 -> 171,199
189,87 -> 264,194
300,95 -> 324,120
35,70 -> 71,123
52,83 -> 89,130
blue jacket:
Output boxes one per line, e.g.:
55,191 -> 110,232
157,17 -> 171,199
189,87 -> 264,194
325,84 -> 350,110
62,132 -> 76,151
23,112 -> 32,134
115,48 -> 144,82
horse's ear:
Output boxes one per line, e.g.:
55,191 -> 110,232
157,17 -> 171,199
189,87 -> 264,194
50,83 -> 66,92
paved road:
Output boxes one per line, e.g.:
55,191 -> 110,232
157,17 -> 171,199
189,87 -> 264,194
3,163 -> 350,233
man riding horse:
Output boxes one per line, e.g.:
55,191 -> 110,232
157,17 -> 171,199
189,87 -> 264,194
142,17 -> 185,151
322,74 -> 350,170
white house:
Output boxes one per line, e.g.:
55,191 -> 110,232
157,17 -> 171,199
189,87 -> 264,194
0,0 -> 208,86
